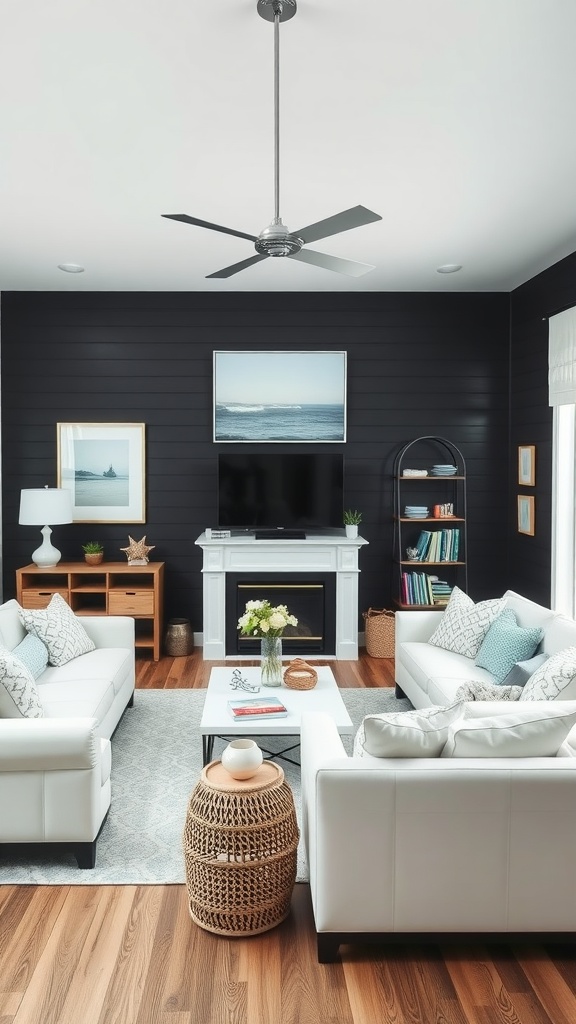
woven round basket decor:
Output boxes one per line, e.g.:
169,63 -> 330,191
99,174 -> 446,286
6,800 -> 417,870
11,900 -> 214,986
183,760 -> 299,936
283,658 -> 318,690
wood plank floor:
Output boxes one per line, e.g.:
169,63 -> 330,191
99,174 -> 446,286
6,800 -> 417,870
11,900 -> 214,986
1,651 -> 576,1024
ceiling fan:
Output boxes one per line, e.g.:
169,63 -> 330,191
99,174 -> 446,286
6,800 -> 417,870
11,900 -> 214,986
162,0 -> 382,279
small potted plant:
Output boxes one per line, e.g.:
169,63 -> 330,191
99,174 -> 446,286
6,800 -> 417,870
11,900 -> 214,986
343,509 -> 362,538
82,541 -> 104,566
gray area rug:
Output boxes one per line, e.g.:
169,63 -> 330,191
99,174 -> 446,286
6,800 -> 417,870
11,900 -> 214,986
0,687 -> 411,886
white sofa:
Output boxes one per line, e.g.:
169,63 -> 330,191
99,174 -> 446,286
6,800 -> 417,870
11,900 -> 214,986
395,589 -> 576,707
0,599 -> 135,868
300,589 -> 576,962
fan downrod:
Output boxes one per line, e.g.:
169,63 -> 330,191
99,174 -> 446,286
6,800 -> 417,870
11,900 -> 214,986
257,0 -> 297,23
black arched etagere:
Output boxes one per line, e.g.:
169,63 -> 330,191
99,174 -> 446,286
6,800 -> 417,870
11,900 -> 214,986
393,436 -> 468,609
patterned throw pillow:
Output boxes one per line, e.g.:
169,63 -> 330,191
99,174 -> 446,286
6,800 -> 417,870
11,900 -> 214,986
428,587 -> 506,659
18,593 -> 95,667
12,634 -> 49,679
0,648 -> 44,718
354,702 -> 464,758
474,609 -> 543,683
519,647 -> 576,701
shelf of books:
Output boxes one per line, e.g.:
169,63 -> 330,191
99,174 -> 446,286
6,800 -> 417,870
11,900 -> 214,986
393,436 -> 468,610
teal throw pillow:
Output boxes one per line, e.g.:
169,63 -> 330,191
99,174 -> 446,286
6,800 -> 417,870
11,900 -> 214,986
474,609 -> 543,684
12,634 -> 49,679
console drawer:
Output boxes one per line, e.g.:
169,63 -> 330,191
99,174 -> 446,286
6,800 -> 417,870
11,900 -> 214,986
109,591 -> 154,615
21,589 -> 69,608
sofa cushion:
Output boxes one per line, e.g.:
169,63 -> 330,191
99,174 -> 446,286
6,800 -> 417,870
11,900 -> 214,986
441,703 -> 576,758
519,647 -> 576,701
39,648 -> 133,696
501,653 -> 549,687
36,677 -> 116,722
474,609 -> 543,683
354,702 -> 464,758
399,641 -> 494,697
12,634 -> 49,680
19,593 -> 96,667
428,587 -> 506,658
0,648 -> 44,719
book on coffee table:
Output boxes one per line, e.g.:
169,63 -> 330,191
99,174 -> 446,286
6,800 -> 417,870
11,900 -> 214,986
227,696 -> 288,720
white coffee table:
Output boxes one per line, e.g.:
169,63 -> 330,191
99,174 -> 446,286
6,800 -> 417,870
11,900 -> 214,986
201,666 -> 353,766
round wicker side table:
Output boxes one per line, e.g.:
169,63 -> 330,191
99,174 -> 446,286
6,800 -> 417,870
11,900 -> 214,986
183,760 -> 299,936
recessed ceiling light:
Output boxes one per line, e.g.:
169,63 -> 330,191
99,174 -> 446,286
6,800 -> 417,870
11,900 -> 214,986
436,264 -> 462,274
58,263 -> 85,273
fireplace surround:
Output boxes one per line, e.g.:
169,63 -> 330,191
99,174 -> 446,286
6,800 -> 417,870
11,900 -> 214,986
195,532 -> 368,660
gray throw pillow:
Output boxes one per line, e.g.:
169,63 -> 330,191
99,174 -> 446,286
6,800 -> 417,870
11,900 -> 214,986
501,652 -> 548,687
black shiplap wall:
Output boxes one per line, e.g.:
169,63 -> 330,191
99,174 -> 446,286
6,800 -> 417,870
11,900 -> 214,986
510,250 -> 576,607
1,291 -> 510,637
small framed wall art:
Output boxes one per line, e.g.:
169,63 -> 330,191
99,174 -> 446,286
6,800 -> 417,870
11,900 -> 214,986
57,422 -> 146,523
518,444 -> 536,487
517,495 -> 535,537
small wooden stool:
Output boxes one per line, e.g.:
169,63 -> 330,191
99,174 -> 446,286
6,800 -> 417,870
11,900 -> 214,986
183,760 -> 299,936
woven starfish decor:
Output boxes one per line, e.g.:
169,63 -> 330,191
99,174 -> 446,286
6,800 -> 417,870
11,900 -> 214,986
120,535 -> 155,564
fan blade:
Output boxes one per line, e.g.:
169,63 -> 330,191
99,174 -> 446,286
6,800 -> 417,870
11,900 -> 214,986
294,205 -> 382,245
207,254 -> 269,279
162,214 -> 258,243
289,248 -> 375,278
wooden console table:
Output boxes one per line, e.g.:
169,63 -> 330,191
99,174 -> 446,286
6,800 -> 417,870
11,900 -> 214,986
16,562 -> 165,660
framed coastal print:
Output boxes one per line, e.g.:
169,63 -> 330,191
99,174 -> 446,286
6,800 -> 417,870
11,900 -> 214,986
518,445 -> 536,486
57,423 -> 146,523
213,351 -> 347,442
517,494 -> 535,536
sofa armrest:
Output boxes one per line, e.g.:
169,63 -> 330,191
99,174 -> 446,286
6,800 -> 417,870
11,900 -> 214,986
395,609 -> 444,644
0,718 -> 101,770
80,615 -> 135,650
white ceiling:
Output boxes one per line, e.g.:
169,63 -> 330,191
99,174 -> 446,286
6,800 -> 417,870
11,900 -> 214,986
2,0 -> 576,293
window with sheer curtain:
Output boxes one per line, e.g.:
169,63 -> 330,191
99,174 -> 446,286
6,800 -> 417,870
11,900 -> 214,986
549,307 -> 576,616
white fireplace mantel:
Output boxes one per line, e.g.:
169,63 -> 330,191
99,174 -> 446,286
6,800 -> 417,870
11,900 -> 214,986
195,532 -> 369,660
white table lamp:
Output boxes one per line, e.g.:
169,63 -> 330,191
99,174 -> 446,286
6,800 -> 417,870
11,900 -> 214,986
19,486 -> 73,567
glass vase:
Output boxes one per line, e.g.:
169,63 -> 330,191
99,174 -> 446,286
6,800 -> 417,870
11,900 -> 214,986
260,635 -> 283,687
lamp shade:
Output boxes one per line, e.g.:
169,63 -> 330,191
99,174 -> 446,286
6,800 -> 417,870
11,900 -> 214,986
19,488 -> 73,526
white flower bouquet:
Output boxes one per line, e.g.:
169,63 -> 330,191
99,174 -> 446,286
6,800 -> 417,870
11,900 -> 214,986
237,600 -> 298,638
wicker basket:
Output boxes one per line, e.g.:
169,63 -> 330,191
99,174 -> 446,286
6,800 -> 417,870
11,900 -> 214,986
283,658 -> 318,690
363,608 -> 395,658
183,761 -> 299,936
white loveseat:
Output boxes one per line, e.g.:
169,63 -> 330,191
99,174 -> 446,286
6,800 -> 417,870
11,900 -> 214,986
395,589 -> 576,708
0,598 -> 135,868
300,589 -> 576,962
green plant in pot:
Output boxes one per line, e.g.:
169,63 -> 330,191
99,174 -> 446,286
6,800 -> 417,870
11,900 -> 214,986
343,509 -> 362,537
82,541 -> 104,565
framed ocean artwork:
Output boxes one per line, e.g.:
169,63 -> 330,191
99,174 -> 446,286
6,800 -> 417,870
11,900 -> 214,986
57,422 -> 145,523
213,351 -> 347,442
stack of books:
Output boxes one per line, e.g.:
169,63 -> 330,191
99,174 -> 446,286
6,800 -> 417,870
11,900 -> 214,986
401,572 -> 453,606
227,696 -> 288,720
410,528 -> 460,562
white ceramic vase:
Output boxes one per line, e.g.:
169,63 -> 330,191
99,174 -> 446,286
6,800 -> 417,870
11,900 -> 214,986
345,524 -> 358,538
221,739 -> 263,780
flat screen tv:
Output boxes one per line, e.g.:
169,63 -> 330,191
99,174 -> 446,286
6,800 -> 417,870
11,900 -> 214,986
217,453 -> 344,533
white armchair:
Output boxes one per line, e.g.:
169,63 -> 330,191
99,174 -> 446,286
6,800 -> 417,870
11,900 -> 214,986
301,710 -> 576,962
